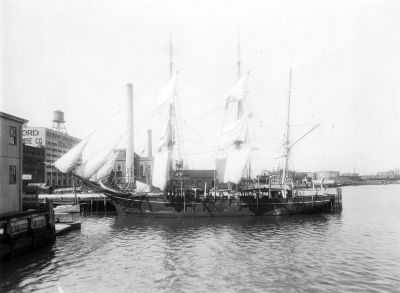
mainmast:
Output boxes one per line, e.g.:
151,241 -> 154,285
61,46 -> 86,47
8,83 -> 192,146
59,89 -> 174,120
126,83 -> 134,189
281,65 -> 292,187
167,36 -> 175,185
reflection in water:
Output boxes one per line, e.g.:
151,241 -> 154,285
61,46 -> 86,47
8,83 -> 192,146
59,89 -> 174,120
1,185 -> 400,292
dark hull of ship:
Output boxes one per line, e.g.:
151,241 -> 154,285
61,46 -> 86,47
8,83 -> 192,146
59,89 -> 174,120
103,193 -> 340,217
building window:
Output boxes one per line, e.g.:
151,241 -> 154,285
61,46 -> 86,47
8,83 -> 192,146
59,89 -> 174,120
9,126 -> 17,145
140,164 -> 144,176
9,165 -> 17,184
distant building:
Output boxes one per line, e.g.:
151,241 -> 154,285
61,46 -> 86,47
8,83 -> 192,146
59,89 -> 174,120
23,126 -> 81,187
137,156 -> 154,185
0,112 -> 28,215
316,171 -> 340,181
314,170 -> 340,185
113,149 -> 141,184
182,170 -> 216,188
112,151 -> 153,186
376,169 -> 400,179
339,172 -> 362,184
22,145 -> 45,187
113,129 -> 154,186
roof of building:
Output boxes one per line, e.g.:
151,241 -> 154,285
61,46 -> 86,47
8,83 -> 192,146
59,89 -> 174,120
0,111 -> 29,124
183,170 -> 215,177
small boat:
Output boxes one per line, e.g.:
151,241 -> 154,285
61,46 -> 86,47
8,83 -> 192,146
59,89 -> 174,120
54,204 -> 81,213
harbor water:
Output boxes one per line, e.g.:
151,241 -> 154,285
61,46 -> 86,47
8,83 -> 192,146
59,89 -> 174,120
1,185 -> 400,292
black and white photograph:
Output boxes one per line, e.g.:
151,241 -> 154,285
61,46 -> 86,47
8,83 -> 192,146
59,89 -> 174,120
1,0 -> 400,292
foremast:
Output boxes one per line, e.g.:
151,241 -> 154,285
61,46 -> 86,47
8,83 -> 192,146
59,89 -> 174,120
151,36 -> 181,193
167,36 -> 181,189
281,65 -> 292,189
215,33 -> 252,186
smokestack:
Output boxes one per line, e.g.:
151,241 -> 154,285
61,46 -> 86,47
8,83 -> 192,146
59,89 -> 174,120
147,129 -> 152,157
126,83 -> 134,187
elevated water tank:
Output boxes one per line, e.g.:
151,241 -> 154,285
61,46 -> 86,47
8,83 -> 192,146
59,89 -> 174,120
52,110 -> 65,123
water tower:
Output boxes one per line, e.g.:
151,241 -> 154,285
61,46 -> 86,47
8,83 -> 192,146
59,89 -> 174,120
52,110 -> 68,134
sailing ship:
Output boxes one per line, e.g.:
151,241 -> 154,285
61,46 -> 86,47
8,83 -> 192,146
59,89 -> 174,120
53,41 -> 342,217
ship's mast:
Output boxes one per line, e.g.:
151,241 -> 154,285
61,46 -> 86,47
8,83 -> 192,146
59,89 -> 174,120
169,34 -> 173,78
237,31 -> 243,119
237,31 -> 251,180
167,36 -> 175,186
281,65 -> 292,187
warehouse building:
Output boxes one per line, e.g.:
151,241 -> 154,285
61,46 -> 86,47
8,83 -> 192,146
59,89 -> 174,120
0,112 -> 28,215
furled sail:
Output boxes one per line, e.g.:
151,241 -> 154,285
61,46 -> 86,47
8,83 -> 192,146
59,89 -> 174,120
54,137 -> 89,173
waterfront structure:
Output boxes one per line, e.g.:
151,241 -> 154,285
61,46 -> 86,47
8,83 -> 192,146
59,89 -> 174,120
22,111 -> 81,187
0,112 -> 28,215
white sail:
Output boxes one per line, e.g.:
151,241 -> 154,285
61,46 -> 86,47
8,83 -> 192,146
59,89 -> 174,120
216,70 -> 252,184
157,73 -> 177,109
54,137 -> 89,173
152,149 -> 169,191
96,150 -> 118,180
217,144 -> 252,184
219,115 -> 249,148
136,180 -> 151,192
158,118 -> 171,150
224,73 -> 248,110
80,143 -> 118,179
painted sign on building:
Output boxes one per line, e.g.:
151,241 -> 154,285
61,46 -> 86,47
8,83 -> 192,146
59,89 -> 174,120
22,174 -> 32,180
22,127 -> 46,148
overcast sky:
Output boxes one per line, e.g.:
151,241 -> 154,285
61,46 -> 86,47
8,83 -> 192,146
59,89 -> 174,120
1,0 -> 400,175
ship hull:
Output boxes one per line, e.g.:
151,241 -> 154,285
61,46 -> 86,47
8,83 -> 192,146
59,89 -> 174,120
104,193 -> 340,217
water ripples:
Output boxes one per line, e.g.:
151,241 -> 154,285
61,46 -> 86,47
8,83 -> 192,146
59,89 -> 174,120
1,185 -> 400,292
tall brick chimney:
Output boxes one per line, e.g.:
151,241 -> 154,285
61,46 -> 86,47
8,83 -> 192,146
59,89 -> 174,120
147,129 -> 152,157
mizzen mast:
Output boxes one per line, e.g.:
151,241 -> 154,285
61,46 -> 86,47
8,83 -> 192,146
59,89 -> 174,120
167,35 -> 175,184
